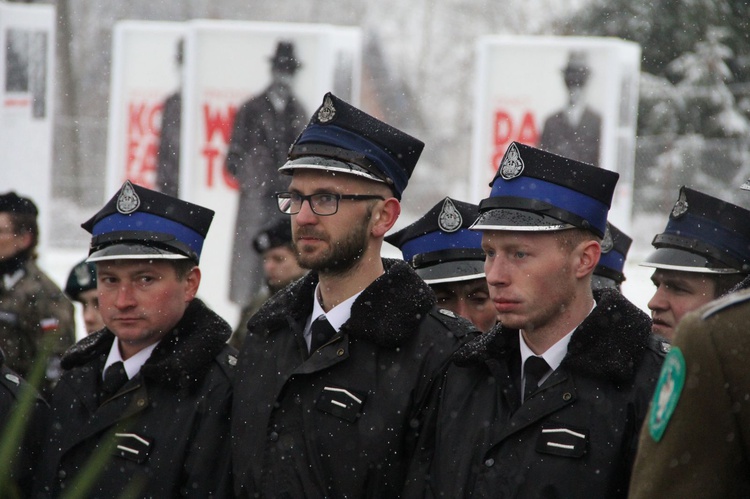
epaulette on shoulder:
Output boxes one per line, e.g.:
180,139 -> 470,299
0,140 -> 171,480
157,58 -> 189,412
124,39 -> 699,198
647,334 -> 671,357
429,308 -> 480,339
701,289 -> 750,320
216,345 -> 239,380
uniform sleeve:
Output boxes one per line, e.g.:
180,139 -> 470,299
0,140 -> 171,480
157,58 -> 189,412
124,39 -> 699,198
628,312 -> 742,498
181,366 -> 234,498
38,285 -> 76,393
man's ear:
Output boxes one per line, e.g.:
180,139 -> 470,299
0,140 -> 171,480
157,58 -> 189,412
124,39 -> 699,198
16,231 -> 33,252
371,198 -> 401,238
184,266 -> 201,301
576,240 -> 601,278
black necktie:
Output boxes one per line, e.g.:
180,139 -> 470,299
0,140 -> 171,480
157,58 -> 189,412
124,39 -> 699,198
102,361 -> 129,396
309,315 -> 336,353
523,356 -> 550,402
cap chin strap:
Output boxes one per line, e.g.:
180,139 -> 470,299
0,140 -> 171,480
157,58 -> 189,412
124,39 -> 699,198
652,233 -> 747,272
478,196 -> 602,237
288,143 -> 391,185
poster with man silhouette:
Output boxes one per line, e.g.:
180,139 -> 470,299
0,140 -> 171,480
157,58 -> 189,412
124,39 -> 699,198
470,36 -> 640,232
0,2 -> 55,251
106,21 -> 186,195
106,21 -> 361,324
180,21 -> 361,324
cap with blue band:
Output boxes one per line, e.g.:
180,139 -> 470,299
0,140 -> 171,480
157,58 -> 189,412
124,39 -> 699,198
82,180 -> 215,264
641,186 -> 750,274
279,92 -> 424,200
386,198 -> 485,284
470,141 -> 619,238
593,222 -> 632,290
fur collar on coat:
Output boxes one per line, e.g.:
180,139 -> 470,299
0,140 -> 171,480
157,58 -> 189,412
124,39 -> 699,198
453,288 -> 653,383
249,258 -> 437,350
61,299 -> 231,389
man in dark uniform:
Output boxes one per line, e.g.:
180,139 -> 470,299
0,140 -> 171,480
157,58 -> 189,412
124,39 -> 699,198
386,197 -> 497,332
225,40 -> 308,306
0,348 -> 49,497
231,93 -> 476,498
34,181 -> 236,497
641,187 -> 750,341
228,217 -> 307,349
0,192 -> 75,395
406,142 -> 666,497
629,288 -> 750,497
591,221 -> 632,292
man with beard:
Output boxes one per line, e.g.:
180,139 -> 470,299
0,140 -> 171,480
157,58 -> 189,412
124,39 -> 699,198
0,192 -> 75,395
641,187 -> 750,341
231,92 -> 476,498
225,40 -> 307,308
404,142 -> 666,498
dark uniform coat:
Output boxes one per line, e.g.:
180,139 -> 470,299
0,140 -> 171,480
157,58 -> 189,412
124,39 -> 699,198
412,289 -> 666,498
0,350 -> 49,497
629,289 -> 750,498
0,259 -> 75,394
224,88 -> 306,305
231,259 -> 476,498
33,299 -> 236,498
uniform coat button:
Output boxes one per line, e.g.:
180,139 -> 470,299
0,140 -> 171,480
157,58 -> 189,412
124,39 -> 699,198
269,431 -> 279,442
58,469 -> 67,479
484,458 -> 495,467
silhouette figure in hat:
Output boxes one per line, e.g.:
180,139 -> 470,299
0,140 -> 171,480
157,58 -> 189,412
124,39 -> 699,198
539,50 -> 602,165
225,40 -> 308,306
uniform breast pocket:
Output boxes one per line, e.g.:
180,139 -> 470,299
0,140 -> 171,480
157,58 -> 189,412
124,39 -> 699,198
315,385 -> 367,423
113,432 -> 153,464
535,424 -> 588,458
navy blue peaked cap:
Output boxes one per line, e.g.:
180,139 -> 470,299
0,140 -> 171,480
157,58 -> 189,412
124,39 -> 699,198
0,192 -> 37,216
641,186 -> 750,274
471,142 -> 619,238
279,92 -> 424,199
65,259 -> 97,301
593,222 -> 632,286
386,197 -> 485,284
253,218 -> 292,254
82,181 -> 215,264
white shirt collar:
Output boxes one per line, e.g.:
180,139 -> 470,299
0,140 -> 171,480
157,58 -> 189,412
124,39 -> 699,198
519,300 -> 597,383
103,339 -> 160,381
304,283 -> 362,349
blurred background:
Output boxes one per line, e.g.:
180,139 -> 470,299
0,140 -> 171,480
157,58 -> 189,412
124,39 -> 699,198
5,0 -> 750,329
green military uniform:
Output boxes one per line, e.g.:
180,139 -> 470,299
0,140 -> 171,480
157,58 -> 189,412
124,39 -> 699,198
629,288 -> 750,498
0,259 -> 75,393
228,288 -> 269,350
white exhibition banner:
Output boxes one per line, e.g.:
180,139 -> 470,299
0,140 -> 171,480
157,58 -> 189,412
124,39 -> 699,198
107,19 -> 361,325
471,36 -> 641,232
0,1 -> 55,250
106,21 -> 186,195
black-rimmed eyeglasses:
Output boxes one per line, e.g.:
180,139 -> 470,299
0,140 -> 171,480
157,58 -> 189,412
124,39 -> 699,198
275,192 -> 385,216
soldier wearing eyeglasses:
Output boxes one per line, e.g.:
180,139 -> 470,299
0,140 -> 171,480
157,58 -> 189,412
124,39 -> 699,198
231,93 -> 477,498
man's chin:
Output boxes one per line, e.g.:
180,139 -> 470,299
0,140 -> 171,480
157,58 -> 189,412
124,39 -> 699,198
651,324 -> 674,339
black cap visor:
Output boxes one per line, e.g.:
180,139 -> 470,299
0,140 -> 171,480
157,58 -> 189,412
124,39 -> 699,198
279,156 -> 387,185
87,243 -> 190,263
640,247 -> 742,274
416,260 -> 486,285
470,208 -> 575,232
